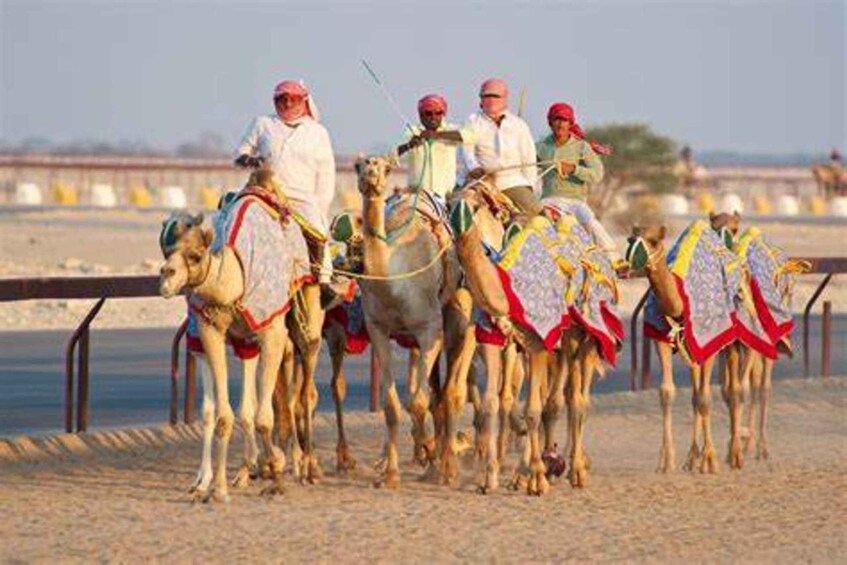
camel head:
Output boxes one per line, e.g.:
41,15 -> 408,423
709,211 -> 741,250
158,212 -> 214,298
355,155 -> 393,199
624,224 -> 666,271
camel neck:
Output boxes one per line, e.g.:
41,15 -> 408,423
361,193 -> 391,275
644,244 -> 684,319
191,248 -> 244,307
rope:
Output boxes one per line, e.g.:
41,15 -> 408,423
307,237 -> 453,281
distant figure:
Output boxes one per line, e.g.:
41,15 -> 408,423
811,148 -> 846,198
673,145 -> 711,196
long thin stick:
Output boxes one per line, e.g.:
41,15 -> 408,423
361,59 -> 415,135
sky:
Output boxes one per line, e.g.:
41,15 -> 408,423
1,0 -> 844,155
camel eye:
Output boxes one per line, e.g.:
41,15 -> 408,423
186,251 -> 203,264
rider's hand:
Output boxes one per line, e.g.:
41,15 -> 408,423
419,129 -> 438,141
234,154 -> 252,168
248,156 -> 265,169
467,167 -> 487,180
407,135 -> 424,149
558,161 -> 576,175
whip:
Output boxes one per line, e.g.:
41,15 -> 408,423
360,59 -> 416,136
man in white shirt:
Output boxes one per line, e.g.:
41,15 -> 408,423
460,78 -> 541,216
396,94 -> 472,201
234,80 -> 336,297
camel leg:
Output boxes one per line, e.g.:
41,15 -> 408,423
232,356 -> 260,488
297,284 -> 325,484
188,358 -> 215,495
409,326 -> 444,480
477,343 -> 502,494
255,321 -> 287,496
569,340 -> 598,488
743,353 -> 761,457
525,349 -> 550,495
440,293 -> 475,485
370,327 -> 402,489
508,348 -> 528,447
683,360 -> 704,472
758,358 -> 774,460
198,322 -> 234,503
327,324 -> 356,474
497,343 -> 519,464
656,341 -> 677,473
275,338 -> 303,479
727,347 -> 754,470
698,354 -> 719,474
542,343 -> 568,453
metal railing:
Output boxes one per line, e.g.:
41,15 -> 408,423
0,256 -> 842,433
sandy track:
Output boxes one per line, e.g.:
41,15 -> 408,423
1,377 -> 844,562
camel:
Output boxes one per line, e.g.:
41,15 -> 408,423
709,213 -> 803,466
450,186 -> 578,495
159,204 -> 307,501
624,222 -> 724,474
811,163 -> 846,198
354,154 -> 472,488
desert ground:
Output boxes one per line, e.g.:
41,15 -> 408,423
1,208 -> 845,562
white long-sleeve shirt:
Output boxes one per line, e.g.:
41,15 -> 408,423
235,114 -> 336,229
459,111 -> 537,192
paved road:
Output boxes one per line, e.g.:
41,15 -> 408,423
1,317 -> 844,437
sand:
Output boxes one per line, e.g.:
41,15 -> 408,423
1,377 -> 845,562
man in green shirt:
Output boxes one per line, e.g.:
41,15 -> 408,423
536,102 -> 621,265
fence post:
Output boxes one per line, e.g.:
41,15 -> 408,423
77,328 -> 90,432
821,301 -> 832,377
803,274 -> 832,377
640,333 -> 652,389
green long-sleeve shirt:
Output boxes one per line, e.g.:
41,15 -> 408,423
536,134 -> 604,201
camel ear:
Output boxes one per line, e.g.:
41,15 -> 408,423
708,212 -> 717,222
191,213 -> 204,227
201,226 -> 214,248
632,225 -> 643,237
354,153 -> 366,175
658,225 -> 667,240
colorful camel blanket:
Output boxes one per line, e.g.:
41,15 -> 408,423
644,220 -> 741,364
194,193 -> 311,332
736,227 -> 798,349
324,291 -> 370,355
475,216 -> 571,350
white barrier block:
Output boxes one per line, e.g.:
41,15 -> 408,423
774,194 -> 799,216
828,197 -> 847,217
15,182 -> 43,205
161,186 -> 187,209
718,193 -> 744,215
660,194 -> 689,215
91,183 -> 117,207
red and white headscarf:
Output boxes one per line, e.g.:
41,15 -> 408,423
547,102 -> 611,156
478,78 -> 509,118
273,80 -> 321,123
417,94 -> 447,115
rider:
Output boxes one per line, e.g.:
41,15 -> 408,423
395,93 -> 472,202
536,102 -> 623,266
459,78 -> 541,217
234,80 -> 337,303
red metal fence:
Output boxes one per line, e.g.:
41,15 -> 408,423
0,259 -> 843,433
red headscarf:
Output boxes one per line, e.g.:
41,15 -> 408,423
479,78 -> 509,118
417,94 -> 447,114
547,102 -> 612,156
273,80 -> 316,123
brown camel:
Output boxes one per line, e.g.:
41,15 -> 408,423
624,222 -> 722,474
811,164 -> 846,198
159,208 -> 302,501
354,155 -> 471,488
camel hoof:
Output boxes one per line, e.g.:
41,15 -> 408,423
202,489 -> 230,504
260,482 -> 286,497
509,471 -> 528,492
700,448 -> 720,474
528,473 -> 550,496
374,470 -> 401,490
231,465 -> 254,489
569,467 -> 588,488
683,445 -> 700,472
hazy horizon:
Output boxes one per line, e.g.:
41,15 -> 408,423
2,1 -> 844,156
